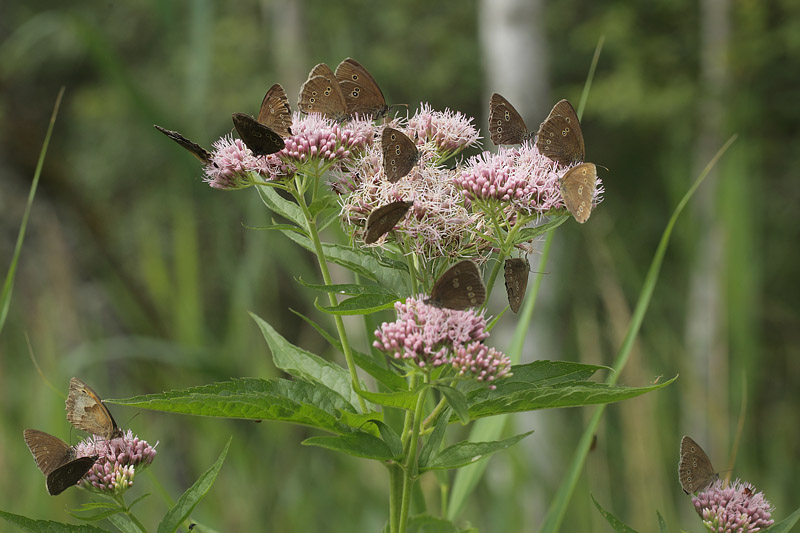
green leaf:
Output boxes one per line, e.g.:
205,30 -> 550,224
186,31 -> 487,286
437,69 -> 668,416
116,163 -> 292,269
435,385 -> 469,424
256,185 -> 306,230
656,511 -> 667,533
290,308 -> 407,391
505,361 -> 609,385
295,278 -> 398,297
157,437 -> 231,533
108,378 -> 360,435
307,193 -> 338,217
369,419 -> 403,457
105,513 -> 141,533
357,388 -> 419,411
1,88 -> 63,336
765,504 -> 800,532
465,377 -> 676,420
511,216 -> 569,246
303,432 -> 398,461
0,510 -> 109,532
250,312 -> 361,409
241,221 -> 307,236
419,408 -> 451,469
316,293 -> 400,315
591,494 -> 639,532
421,431 -> 533,471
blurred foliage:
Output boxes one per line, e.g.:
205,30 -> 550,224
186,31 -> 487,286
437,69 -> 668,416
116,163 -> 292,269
1,0 -> 798,531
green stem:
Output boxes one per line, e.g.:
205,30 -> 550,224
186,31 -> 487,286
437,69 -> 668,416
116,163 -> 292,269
388,463 -> 403,533
292,181 -> 367,412
399,376 -> 428,533
113,494 -> 147,532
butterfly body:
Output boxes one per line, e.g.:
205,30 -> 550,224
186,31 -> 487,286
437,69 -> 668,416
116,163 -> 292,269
488,93 -> 532,145
504,258 -> 530,313
257,83 -> 293,138
382,127 -> 419,182
335,58 -> 388,118
365,201 -> 413,244
535,99 -> 585,164
425,260 -> 486,311
678,435 -> 719,494
559,162 -> 597,223
66,377 -> 123,440
23,429 -> 98,495
298,63 -> 348,122
232,113 -> 285,156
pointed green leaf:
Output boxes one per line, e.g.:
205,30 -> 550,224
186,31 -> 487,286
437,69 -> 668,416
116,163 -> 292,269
421,431 -> 533,471
303,432 -> 397,461
105,514 -> 140,533
295,278 -> 398,297
505,361 -> 609,385
436,385 -> 469,424
464,377 -> 676,420
512,216 -> 569,245
656,511 -> 667,533
419,408 -> 451,469
765,504 -> 800,532
0,510 -> 109,532
250,312 -> 361,408
369,419 -> 403,457
316,293 -> 400,315
241,221 -> 307,236
157,437 -> 231,533
357,388 -> 419,411
256,185 -> 306,230
591,494 -> 639,532
108,378 -> 361,434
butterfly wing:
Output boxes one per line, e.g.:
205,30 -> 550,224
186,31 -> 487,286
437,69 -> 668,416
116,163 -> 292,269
504,258 -> 530,313
298,70 -> 348,122
46,456 -> 97,496
678,435 -> 718,493
154,125 -> 213,164
425,260 -> 486,310
66,378 -> 122,440
382,127 -> 419,182
365,201 -> 412,244
559,163 -> 597,223
232,113 -> 285,156
536,99 -> 585,164
335,58 -> 387,117
23,429 -> 75,477
488,93 -> 530,145
257,83 -> 293,138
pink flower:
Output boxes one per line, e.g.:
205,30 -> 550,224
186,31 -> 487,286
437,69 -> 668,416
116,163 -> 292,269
280,113 -> 374,168
74,430 -> 157,494
204,135 -> 287,189
406,103 -> 480,155
373,296 -> 511,388
692,479 -> 774,532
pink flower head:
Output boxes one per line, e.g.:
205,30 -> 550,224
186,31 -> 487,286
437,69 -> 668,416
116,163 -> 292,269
373,296 -> 511,388
203,135 -> 288,189
280,112 -> 374,169
692,479 -> 774,532
406,103 -> 480,156
74,430 -> 157,494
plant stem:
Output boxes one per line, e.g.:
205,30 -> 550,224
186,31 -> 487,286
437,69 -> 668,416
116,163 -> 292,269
399,376 -> 428,533
113,494 -> 148,532
293,181 -> 367,412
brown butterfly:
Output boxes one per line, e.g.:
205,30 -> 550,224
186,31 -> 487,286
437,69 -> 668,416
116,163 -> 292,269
232,113 -> 285,156
382,127 -> 419,182
504,258 -> 530,313
66,377 -> 123,441
678,435 -> 719,494
298,63 -> 348,122
257,83 -> 293,138
488,93 -> 533,145
23,429 -> 98,495
560,162 -> 597,223
365,201 -> 413,244
425,260 -> 486,310
535,99 -> 585,164
154,125 -> 213,164
334,58 -> 388,118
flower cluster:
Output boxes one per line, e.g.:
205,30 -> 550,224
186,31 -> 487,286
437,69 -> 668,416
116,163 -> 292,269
373,296 -> 511,387
75,430 -> 157,494
406,103 -> 480,156
692,479 -> 774,532
203,136 -> 287,189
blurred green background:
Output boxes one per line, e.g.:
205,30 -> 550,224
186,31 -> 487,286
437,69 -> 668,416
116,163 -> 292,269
1,0 -> 798,531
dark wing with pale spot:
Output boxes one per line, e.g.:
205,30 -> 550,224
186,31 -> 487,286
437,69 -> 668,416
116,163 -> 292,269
232,113 -> 285,156
504,258 -> 530,313
298,67 -> 348,121
365,201 -> 412,244
335,58 -> 387,117
488,93 -> 530,145
536,99 -> 585,164
559,163 -> 597,223
425,260 -> 486,310
678,435 -> 718,494
257,83 -> 293,138
154,125 -> 213,164
382,127 -> 419,182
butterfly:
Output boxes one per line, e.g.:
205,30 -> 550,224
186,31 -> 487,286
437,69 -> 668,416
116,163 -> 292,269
504,258 -> 530,313
365,201 -> 412,244
425,260 -> 486,310
154,125 -> 213,164
535,99 -> 585,164
559,163 -> 597,223
334,58 -> 388,118
231,113 -> 285,156
257,83 -> 293,138
488,93 -> 533,145
382,127 -> 419,182
678,435 -> 719,494
66,377 -> 123,441
23,429 -> 98,495
297,63 -> 348,122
